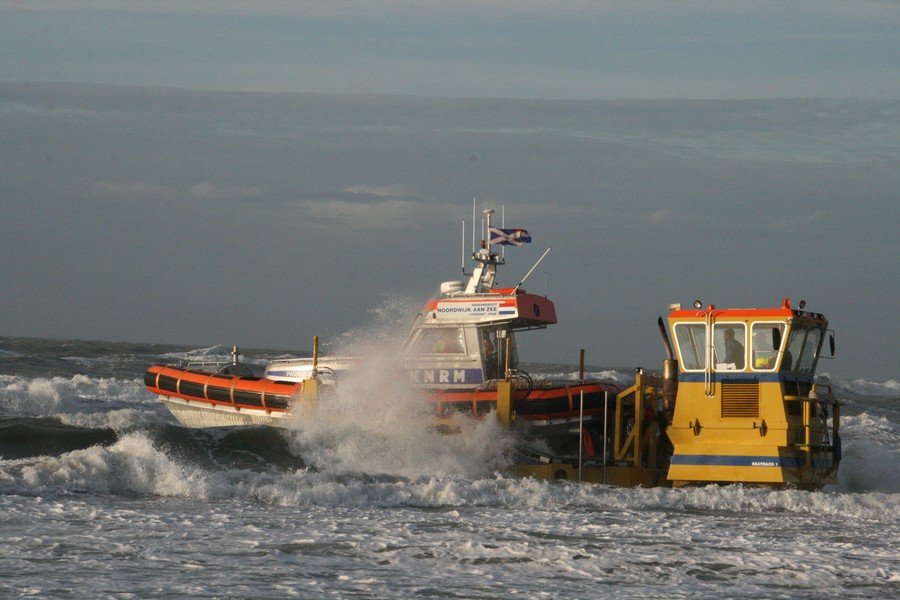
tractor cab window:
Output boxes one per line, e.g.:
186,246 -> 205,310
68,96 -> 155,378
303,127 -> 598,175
798,328 -> 823,375
790,325 -> 823,375
781,324 -> 823,374
751,322 -> 785,371
674,323 -> 707,371
713,324 -> 746,370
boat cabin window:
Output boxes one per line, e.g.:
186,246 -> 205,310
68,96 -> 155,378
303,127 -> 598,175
480,328 -> 517,380
674,323 -> 706,371
410,327 -> 467,355
782,324 -> 823,375
713,323 -> 746,370
751,322 -> 785,371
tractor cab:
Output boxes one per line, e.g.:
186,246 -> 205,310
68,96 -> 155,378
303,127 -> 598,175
663,298 -> 840,489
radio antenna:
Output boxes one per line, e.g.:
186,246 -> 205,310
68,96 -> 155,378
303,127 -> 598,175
460,219 -> 466,274
471,197 -> 476,254
513,247 -> 551,293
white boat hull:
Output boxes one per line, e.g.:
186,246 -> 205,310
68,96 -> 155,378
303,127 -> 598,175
159,396 -> 290,428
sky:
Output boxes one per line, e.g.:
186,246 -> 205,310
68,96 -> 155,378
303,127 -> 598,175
0,1 -> 898,380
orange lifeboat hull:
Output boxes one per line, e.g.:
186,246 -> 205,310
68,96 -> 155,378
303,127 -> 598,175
144,364 -> 301,416
145,365 -> 621,428
429,381 -> 621,425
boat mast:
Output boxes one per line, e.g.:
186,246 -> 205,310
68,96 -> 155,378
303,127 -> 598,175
471,197 -> 476,256
501,205 -> 505,263
465,208 -> 503,293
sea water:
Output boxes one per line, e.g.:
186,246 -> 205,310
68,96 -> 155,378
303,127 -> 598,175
1,337 -> 897,598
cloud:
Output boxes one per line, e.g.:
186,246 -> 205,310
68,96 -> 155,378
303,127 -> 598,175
189,182 -> 263,199
96,180 -> 264,202
97,180 -> 172,200
7,1 -> 897,20
0,1 -> 688,18
288,185 -> 451,230
289,198 -> 427,229
4,3 -> 897,100
342,184 -> 413,198
766,210 -> 826,232
1,82 -> 896,381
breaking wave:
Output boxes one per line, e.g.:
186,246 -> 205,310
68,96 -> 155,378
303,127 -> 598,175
0,373 -> 895,519
0,338 -> 897,523
838,412 -> 900,493
282,320 -> 518,480
0,374 -> 164,429
2,429 -> 897,524
157,344 -> 234,362
827,374 -> 900,398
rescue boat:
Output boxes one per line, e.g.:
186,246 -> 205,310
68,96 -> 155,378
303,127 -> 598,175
146,208 -> 621,431
146,207 -> 842,490
144,360 -> 298,428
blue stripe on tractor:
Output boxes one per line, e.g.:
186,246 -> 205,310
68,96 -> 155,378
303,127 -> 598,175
671,454 -> 832,468
671,455 -> 783,467
679,373 -> 788,383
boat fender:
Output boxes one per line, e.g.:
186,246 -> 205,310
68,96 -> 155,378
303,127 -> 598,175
833,432 -> 842,463
581,428 -> 596,458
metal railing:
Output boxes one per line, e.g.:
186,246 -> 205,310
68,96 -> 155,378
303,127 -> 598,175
613,371 -> 664,469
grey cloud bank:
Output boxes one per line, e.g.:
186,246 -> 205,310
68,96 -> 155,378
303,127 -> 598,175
1,82 -> 897,380
2,2 -> 898,99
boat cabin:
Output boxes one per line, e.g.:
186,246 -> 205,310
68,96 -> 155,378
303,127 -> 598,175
405,284 -> 557,388
403,211 -> 555,388
265,209 -> 556,390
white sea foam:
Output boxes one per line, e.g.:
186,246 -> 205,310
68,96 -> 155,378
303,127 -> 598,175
2,371 -> 894,515
56,408 -> 165,431
157,345 -> 232,361
4,434 -> 897,522
282,343 -> 517,480
533,369 -> 631,385
273,296 -> 518,480
838,412 -> 900,493
1,482 -> 894,598
2,341 -> 898,597
1,394 -> 896,600
1,433 -> 204,497
0,374 -> 164,428
846,378 -> 900,397
328,293 -> 423,352
825,373 -> 900,397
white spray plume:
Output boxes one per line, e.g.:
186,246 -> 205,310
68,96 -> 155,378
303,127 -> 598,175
284,295 -> 517,479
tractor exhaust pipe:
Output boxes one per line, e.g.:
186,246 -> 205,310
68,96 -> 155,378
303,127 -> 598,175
658,316 -> 679,414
